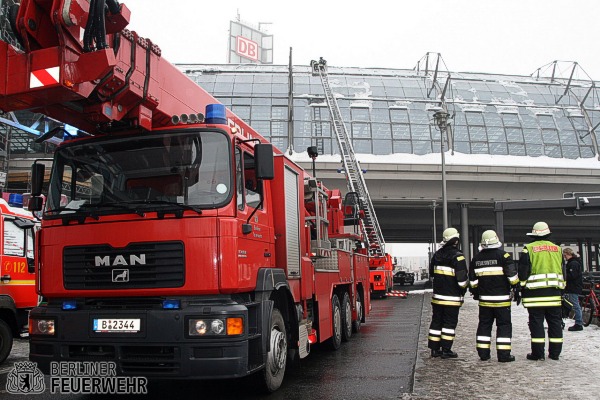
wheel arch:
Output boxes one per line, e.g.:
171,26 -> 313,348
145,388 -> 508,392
255,268 -> 298,352
0,296 -> 18,336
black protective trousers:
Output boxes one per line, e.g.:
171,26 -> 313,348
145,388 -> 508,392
476,306 -> 512,360
428,304 -> 460,351
527,306 -> 563,358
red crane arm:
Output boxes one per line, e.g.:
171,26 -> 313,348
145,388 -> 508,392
0,0 -> 216,133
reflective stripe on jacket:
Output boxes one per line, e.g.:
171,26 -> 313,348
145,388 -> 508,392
430,244 -> 468,307
469,248 -> 518,308
522,241 -> 565,290
518,239 -> 564,308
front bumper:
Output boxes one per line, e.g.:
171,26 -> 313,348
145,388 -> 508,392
29,300 -> 258,379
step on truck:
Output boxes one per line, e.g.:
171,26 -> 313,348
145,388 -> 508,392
0,0 -> 371,392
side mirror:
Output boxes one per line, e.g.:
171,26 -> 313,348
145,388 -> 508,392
13,218 -> 35,229
27,257 -> 35,274
254,144 -> 274,180
242,223 -> 253,235
31,163 -> 45,196
28,196 -> 43,212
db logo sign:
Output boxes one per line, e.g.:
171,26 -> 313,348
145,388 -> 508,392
236,36 -> 258,61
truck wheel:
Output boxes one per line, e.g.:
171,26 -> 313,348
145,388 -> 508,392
258,308 -> 287,392
0,320 -> 13,364
352,289 -> 364,333
341,292 -> 352,342
327,294 -> 342,350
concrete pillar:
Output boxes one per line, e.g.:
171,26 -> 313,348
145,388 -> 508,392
471,225 -> 480,258
460,203 -> 469,263
495,210 -> 504,241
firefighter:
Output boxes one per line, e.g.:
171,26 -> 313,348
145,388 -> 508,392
518,221 -> 565,361
469,230 -> 519,362
428,227 -> 469,359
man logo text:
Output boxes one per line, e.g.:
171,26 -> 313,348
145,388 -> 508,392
95,254 -> 146,266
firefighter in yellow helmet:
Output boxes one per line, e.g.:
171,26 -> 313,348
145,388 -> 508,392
427,227 -> 469,359
469,230 -> 519,362
518,221 -> 565,361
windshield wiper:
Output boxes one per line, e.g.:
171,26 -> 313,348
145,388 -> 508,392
120,200 -> 203,218
56,209 -> 100,225
79,202 -> 146,217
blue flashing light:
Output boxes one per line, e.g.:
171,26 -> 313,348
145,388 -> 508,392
205,104 -> 227,125
8,193 -> 23,207
162,299 -> 181,310
62,300 -> 78,310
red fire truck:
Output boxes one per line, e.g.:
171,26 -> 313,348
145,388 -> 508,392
0,197 -> 37,363
369,253 -> 394,299
0,0 -> 370,392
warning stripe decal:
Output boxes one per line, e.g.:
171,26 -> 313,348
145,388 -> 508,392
30,67 -> 60,88
1,280 -> 35,285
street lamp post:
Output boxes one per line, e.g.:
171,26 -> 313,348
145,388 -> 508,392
431,200 -> 437,245
433,110 -> 449,230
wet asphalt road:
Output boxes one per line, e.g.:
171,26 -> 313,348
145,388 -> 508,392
0,283 -> 425,399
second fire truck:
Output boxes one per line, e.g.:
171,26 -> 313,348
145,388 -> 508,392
0,196 -> 37,363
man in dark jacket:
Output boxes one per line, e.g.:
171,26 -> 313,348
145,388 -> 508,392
428,227 -> 469,359
563,247 -> 584,331
470,230 -> 519,362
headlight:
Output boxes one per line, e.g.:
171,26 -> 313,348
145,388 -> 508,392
188,318 -> 243,336
211,319 -> 224,334
29,318 -> 55,336
195,320 -> 207,335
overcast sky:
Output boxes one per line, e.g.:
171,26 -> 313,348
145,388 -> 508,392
124,0 -> 599,80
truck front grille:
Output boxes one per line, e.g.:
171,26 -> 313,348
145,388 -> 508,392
63,241 -> 185,289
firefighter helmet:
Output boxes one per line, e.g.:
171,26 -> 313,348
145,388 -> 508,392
480,230 -> 499,246
442,227 -> 459,242
526,221 -> 551,237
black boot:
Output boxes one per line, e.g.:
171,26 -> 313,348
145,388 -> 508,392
526,353 -> 545,361
498,355 -> 515,362
431,349 -> 442,358
441,348 -> 458,359
568,324 -> 583,331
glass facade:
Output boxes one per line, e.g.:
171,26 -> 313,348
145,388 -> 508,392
182,64 -> 600,160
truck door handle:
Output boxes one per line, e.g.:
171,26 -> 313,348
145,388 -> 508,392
1,274 -> 11,284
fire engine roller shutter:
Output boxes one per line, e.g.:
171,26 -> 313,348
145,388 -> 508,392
284,166 -> 301,277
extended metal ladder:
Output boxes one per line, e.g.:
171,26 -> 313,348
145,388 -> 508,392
311,58 -> 385,257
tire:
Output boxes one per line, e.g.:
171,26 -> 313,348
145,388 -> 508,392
257,308 -> 287,393
341,292 -> 352,342
327,294 -> 342,350
0,320 -> 13,364
582,298 -> 595,327
352,289 -> 364,333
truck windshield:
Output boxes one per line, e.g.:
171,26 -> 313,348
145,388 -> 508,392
45,131 -> 232,216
